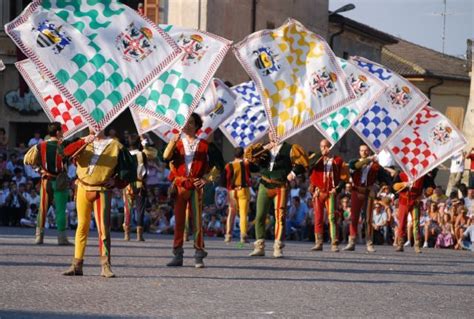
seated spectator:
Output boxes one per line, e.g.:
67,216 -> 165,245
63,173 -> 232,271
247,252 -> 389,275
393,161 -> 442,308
372,200 -> 389,245
430,186 -> 448,204
28,131 -> 43,147
11,168 -> 26,188
205,214 -> 224,237
150,205 -> 172,234
14,142 -> 28,160
460,216 -> 474,251
46,204 -> 56,229
214,183 -> 228,216
464,187 -> 474,217
110,190 -> 125,231
435,214 -> 454,248
454,207 -> 469,249
0,154 -> 10,181
4,182 -> 27,226
339,195 -> 351,243
0,127 -> 8,154
423,204 -> 441,248
20,203 -> 38,228
286,196 -> 308,240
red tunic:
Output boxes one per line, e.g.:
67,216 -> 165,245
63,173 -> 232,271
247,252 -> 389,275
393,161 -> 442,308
168,139 -> 210,189
398,172 -> 424,206
309,156 -> 343,192
351,161 -> 381,188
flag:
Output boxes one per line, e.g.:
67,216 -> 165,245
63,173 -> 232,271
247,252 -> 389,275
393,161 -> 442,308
233,18 -> 356,142
352,56 -> 429,152
16,59 -> 87,137
219,81 -> 269,148
387,106 -> 467,182
129,105 -> 178,142
314,57 -> 388,145
195,79 -> 236,140
5,0 -> 182,131
133,25 -> 232,129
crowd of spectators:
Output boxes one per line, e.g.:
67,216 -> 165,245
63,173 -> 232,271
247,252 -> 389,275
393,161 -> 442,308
1,127 -> 473,252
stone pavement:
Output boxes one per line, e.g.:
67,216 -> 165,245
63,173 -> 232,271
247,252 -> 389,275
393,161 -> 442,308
0,227 -> 472,318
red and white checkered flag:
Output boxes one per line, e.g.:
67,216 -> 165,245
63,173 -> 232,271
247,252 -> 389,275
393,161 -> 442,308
386,105 -> 467,182
16,59 -> 86,137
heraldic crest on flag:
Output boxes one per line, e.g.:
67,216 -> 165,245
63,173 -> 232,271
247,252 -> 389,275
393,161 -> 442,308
16,59 -> 87,138
220,81 -> 269,148
133,25 -> 232,130
5,0 -> 182,132
387,106 -> 467,183
352,56 -> 430,152
233,18 -> 356,143
314,57 -> 388,145
195,79 -> 236,140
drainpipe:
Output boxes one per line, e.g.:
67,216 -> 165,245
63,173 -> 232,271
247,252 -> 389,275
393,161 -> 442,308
427,78 -> 444,100
329,23 -> 345,50
251,0 -> 257,32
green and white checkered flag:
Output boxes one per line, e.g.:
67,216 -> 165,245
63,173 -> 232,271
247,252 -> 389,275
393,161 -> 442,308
133,25 -> 232,130
314,58 -> 388,145
5,0 -> 182,131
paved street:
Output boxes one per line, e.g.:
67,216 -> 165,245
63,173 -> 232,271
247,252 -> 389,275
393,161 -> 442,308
0,227 -> 472,318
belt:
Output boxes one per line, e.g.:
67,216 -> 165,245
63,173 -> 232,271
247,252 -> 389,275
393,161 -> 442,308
77,177 -> 106,188
261,176 -> 286,187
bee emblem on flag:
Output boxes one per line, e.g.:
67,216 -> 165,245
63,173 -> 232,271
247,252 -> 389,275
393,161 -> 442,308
350,73 -> 369,97
34,20 -> 72,54
253,47 -> 280,76
389,85 -> 412,108
116,22 -> 156,62
430,123 -> 453,145
177,34 -> 208,66
310,67 -> 338,98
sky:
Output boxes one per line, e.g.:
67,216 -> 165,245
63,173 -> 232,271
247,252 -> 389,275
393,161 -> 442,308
329,0 -> 473,58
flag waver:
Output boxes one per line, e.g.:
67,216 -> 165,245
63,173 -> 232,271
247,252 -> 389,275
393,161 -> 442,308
16,59 -> 87,137
387,106 -> 467,182
314,58 -> 388,145
6,0 -> 182,132
233,18 -> 356,143
133,25 -> 232,130
220,81 -> 269,148
352,56 -> 429,152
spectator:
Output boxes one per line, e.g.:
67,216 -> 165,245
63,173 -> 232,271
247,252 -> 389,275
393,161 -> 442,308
67,162 -> 77,180
14,142 -> 28,160
464,187 -> 474,217
423,204 -> 441,248
340,195 -> 351,243
20,203 -> 38,228
27,131 -> 43,147
465,148 -> 474,188
446,151 -> 465,195
372,200 -> 389,244
435,214 -> 454,248
205,214 -> 223,237
0,154 -> 10,181
12,168 -> 27,188
214,183 -> 228,216
460,216 -> 474,251
430,186 -> 447,204
110,190 -> 125,231
0,127 -> 8,154
454,207 -> 469,249
4,183 -> 28,226
286,196 -> 308,240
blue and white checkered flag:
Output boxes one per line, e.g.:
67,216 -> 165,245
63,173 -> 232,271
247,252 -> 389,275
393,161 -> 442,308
352,57 -> 429,152
219,81 -> 269,148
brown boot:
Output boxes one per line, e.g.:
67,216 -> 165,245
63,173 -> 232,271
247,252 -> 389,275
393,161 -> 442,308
136,226 -> 145,242
62,258 -> 83,276
123,224 -> 130,241
100,256 -> 115,278
331,241 -> 340,252
311,234 -> 324,251
249,239 -> 265,257
343,236 -> 356,251
366,240 -> 376,253
57,231 -> 72,246
224,234 -> 232,243
166,247 -> 184,267
395,237 -> 404,252
414,240 -> 422,254
240,234 -> 250,244
35,227 -> 44,245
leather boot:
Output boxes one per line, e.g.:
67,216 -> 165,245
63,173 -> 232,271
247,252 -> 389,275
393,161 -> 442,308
100,256 -> 115,278
194,249 -> 208,268
57,231 -> 72,246
395,237 -> 404,252
343,236 -> 356,251
35,227 -> 44,245
273,240 -> 285,258
414,240 -> 422,254
249,239 -> 265,257
136,226 -> 145,242
123,224 -> 130,241
331,240 -> 340,252
224,234 -> 232,243
240,234 -> 249,244
311,234 -> 324,251
62,258 -> 83,276
166,247 -> 184,267
366,240 -> 376,253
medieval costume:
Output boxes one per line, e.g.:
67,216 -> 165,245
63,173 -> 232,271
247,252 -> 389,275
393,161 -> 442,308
62,133 -> 136,278
245,142 -> 308,258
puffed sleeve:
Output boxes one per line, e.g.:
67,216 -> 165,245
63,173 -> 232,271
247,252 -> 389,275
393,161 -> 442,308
114,147 -> 138,189
290,144 -> 309,175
